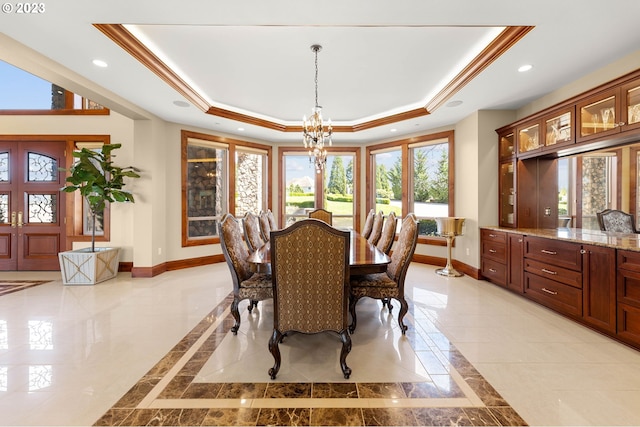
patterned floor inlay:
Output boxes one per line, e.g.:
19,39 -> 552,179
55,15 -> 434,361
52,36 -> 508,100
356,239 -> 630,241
0,280 -> 50,297
94,294 -> 528,426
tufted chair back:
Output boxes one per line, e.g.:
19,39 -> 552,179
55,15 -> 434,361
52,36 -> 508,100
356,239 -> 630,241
597,209 -> 637,233
219,214 -> 253,284
386,213 -> 419,283
267,218 -> 352,379
361,209 -> 375,239
367,211 -> 384,245
259,210 -> 272,241
376,212 -> 397,254
243,212 -> 266,251
308,208 -> 333,225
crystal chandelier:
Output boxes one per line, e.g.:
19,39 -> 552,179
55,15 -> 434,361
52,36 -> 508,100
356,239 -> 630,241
302,44 -> 332,173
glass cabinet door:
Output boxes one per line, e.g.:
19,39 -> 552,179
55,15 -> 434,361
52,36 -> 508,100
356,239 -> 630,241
623,80 -> 640,132
499,160 -> 516,227
577,89 -> 620,142
499,131 -> 515,160
517,123 -> 540,156
544,109 -> 574,149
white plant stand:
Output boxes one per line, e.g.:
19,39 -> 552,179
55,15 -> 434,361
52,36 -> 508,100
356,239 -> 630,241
58,247 -> 120,285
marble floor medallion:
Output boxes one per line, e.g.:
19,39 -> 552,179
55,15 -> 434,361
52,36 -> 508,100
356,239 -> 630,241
94,294 -> 527,426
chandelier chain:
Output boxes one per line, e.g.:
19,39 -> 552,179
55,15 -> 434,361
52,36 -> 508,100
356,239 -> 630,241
303,44 -> 332,173
314,47 -> 319,107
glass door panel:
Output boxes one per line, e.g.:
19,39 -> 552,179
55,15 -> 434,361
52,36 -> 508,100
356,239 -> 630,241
325,154 -> 354,229
579,95 -> 617,139
284,155 -> 315,226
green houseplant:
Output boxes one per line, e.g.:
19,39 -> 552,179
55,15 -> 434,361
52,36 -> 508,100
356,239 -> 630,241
58,143 -> 140,285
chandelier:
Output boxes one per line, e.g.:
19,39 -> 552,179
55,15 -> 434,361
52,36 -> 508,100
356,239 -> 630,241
302,44 -> 332,173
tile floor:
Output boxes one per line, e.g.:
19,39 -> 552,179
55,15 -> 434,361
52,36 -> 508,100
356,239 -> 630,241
1,262 -> 640,426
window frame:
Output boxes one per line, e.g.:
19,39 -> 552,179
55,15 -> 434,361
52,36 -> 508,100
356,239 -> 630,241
366,130 -> 454,245
278,146 -> 361,230
181,130 -> 272,247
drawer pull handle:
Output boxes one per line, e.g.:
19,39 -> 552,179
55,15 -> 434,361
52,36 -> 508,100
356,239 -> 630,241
541,287 -> 558,295
541,249 -> 557,255
541,268 -> 557,275
489,249 -> 497,253
489,234 -> 497,238
489,268 -> 497,273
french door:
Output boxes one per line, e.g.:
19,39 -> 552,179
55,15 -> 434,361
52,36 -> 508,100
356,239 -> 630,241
0,140 -> 66,270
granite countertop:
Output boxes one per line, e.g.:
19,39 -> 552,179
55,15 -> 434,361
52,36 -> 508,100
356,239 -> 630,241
481,226 -> 640,252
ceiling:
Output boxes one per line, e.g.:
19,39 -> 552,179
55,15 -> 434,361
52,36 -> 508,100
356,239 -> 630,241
2,0 -> 640,145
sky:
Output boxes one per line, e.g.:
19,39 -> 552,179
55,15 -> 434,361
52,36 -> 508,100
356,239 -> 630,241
0,61 -> 52,109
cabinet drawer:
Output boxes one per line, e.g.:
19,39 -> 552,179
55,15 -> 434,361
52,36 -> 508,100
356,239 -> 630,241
524,236 -> 582,271
618,268 -> 640,307
481,229 -> 507,244
524,272 -> 582,317
618,250 -> 640,273
524,258 -> 582,289
482,258 -> 507,286
482,240 -> 507,262
617,303 -> 640,346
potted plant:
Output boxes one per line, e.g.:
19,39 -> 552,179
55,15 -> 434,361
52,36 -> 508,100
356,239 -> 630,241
58,143 -> 140,285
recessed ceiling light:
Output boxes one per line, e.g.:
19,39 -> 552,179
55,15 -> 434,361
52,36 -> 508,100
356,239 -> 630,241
173,100 -> 190,107
237,127 -> 245,131
390,128 -> 397,132
92,59 -> 108,68
446,100 -> 463,108
518,64 -> 533,72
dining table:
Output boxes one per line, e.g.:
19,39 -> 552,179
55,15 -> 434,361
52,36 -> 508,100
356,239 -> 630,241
246,229 -> 391,275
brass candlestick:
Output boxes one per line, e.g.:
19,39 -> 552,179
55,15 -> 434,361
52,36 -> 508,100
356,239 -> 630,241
435,217 -> 465,277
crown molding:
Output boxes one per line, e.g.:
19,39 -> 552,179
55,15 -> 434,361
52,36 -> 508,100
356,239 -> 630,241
94,24 -> 533,133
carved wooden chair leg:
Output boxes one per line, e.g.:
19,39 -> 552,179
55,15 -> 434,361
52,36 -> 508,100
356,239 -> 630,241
248,300 -> 258,313
268,329 -> 283,379
397,297 -> 409,334
230,298 -> 241,335
348,296 -> 359,333
339,330 -> 352,379
382,298 -> 394,312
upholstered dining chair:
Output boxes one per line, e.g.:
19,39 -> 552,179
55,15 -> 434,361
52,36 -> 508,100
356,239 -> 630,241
361,209 -> 375,239
376,212 -> 397,254
219,214 -> 272,335
308,208 -> 333,225
367,210 -> 384,245
597,209 -> 638,233
266,209 -> 278,231
350,213 -> 419,335
268,219 -> 352,379
243,212 -> 266,251
259,210 -> 272,241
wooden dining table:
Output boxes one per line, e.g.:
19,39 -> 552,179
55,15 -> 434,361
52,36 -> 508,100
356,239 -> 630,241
247,230 -> 391,275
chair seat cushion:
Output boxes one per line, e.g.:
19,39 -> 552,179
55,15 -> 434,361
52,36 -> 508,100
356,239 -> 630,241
350,273 -> 396,288
240,273 -> 272,289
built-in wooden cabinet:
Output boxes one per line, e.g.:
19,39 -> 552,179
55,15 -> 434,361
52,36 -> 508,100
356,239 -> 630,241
617,250 -> 640,345
497,70 -> 640,230
507,233 -> 524,293
582,244 -> 616,333
499,160 -> 516,227
480,229 -> 507,286
481,230 -> 633,349
577,76 -> 640,143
